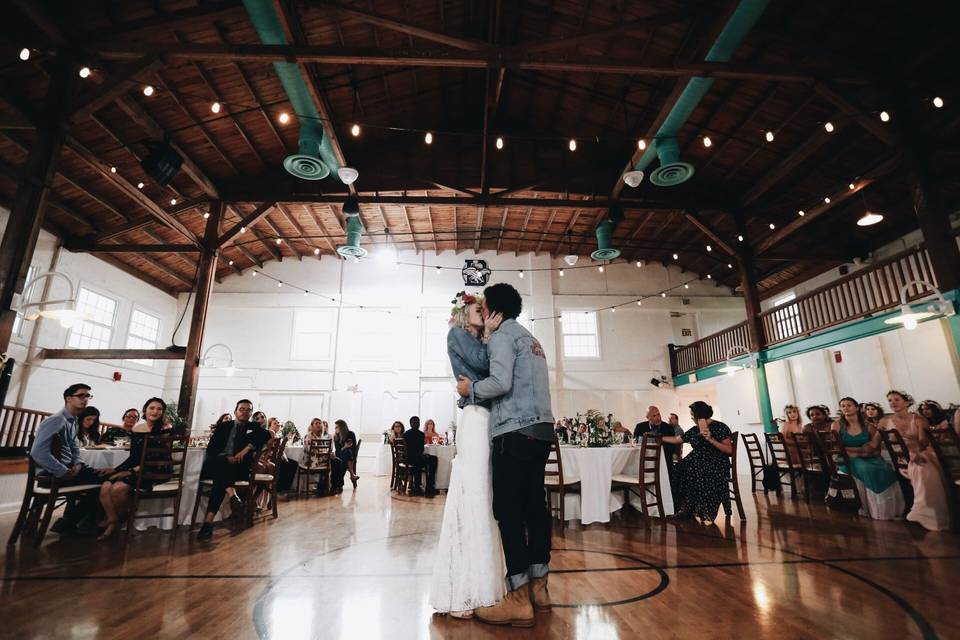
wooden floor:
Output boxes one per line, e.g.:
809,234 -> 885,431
1,477 -> 957,640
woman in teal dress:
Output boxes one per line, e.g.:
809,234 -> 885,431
832,397 -> 904,520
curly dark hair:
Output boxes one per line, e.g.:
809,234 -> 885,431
483,283 -> 523,320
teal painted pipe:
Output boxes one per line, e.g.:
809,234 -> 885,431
629,0 -> 770,180
243,0 -> 342,181
590,219 -> 621,261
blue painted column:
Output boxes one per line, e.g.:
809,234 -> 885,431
754,357 -> 776,433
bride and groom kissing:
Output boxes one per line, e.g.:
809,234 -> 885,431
429,283 -> 555,628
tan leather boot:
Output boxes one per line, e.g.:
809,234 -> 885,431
475,586 -> 535,628
530,576 -> 552,612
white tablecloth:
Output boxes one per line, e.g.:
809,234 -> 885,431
373,443 -> 456,489
80,447 -> 209,530
374,443 -> 393,476
557,444 -> 675,524
285,445 -> 303,464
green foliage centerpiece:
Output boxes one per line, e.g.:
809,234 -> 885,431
579,409 -> 612,448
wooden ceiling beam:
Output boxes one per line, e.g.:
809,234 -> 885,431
260,213 -> 302,260
400,204 -> 420,253
83,1 -> 245,41
0,156 -> 100,232
515,204 -> 535,256
684,211 -> 735,256
813,83 -> 895,147
534,209 -> 560,255
68,56 -> 164,123
92,44 -> 863,84
39,347 -> 187,360
304,204 -> 339,255
496,207 -> 511,254
276,203 -> 321,258
219,202 -> 275,247
227,192 -> 684,210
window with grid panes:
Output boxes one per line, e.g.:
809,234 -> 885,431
67,287 -> 117,350
560,311 -> 599,358
126,309 -> 161,366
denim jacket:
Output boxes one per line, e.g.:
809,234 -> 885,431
447,327 -> 491,409
468,318 -> 554,439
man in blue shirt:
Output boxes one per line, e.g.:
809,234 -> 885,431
30,383 -> 112,534
457,283 -> 555,628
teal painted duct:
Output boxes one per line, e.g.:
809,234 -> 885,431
627,0 -> 770,187
337,214 -> 368,259
243,0 -> 342,181
590,219 -> 621,261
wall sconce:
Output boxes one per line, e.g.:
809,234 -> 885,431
201,343 -> 236,376
18,271 -> 91,329
719,345 -> 755,375
883,279 -> 955,331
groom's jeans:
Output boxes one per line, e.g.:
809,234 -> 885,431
492,431 -> 552,592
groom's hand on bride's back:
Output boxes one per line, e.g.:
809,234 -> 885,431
457,375 -> 472,397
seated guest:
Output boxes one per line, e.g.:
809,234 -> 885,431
832,397 -> 904,521
333,419 -> 359,489
303,418 -> 336,494
29,384 -> 112,535
862,402 -> 885,431
919,400 -> 949,430
252,411 -> 267,427
804,405 -> 832,433
423,419 -> 440,444
208,413 -> 231,436
389,421 -> 405,443
97,397 -> 173,540
635,405 -> 680,461
402,415 -> 437,497
101,408 -> 139,443
321,420 -> 332,440
612,421 -> 631,435
196,399 -> 270,540
879,390 -> 950,530
77,406 -> 102,446
778,404 -> 804,465
267,417 -> 282,438
554,419 -> 569,443
668,413 -> 681,430
661,401 -> 733,525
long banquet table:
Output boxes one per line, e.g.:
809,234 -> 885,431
555,444 -> 675,525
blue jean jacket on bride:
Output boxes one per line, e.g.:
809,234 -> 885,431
447,326 -> 491,409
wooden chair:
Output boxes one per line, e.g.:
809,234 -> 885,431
815,429 -> 863,511
741,433 -> 767,493
125,432 -> 189,536
722,432 -> 746,520
389,438 -> 398,489
879,427 -> 914,514
612,433 -> 664,518
7,445 -> 102,547
251,436 -> 285,521
794,432 -> 826,502
764,432 -> 800,496
296,438 -> 332,496
925,425 -> 960,529
391,439 -> 428,494
544,435 -> 580,525
190,454 -> 257,530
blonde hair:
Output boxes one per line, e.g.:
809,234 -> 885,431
449,291 -> 483,331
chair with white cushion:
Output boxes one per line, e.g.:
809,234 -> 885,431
251,436 -> 285,522
612,433 -> 664,519
544,435 -> 580,526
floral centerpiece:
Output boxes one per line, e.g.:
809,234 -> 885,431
282,420 -> 302,444
578,409 -> 612,448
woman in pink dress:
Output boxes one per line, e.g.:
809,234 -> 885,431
879,390 -> 951,531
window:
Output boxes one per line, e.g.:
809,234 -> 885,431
560,311 -> 599,358
126,309 -> 161,366
67,287 -> 117,349
12,265 -> 39,338
772,292 -> 803,339
291,309 -> 336,360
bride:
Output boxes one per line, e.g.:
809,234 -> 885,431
430,291 -> 505,618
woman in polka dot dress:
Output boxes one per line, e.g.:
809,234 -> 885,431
662,401 -> 734,525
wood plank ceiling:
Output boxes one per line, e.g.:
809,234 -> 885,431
0,0 -> 957,297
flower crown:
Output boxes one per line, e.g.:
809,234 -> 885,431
886,389 -> 915,405
449,291 -> 482,326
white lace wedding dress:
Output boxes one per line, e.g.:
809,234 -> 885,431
429,404 -> 506,612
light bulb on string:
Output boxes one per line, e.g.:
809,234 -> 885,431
661,292 -> 666,298
495,137 -> 504,150
636,260 -> 644,268
568,139 -> 577,152
424,131 -> 433,145
19,48 -> 30,61
672,253 -> 678,260
737,235 -> 743,242
79,66 -> 91,79
278,112 -> 290,124
435,266 -> 441,275
880,110 -> 890,122
275,238 -> 283,245
137,182 -> 144,189
706,244 -> 712,252
314,248 -> 320,255
707,274 -> 712,279
598,265 -> 604,273
727,263 -> 733,269
637,139 -> 646,150
765,131 -> 774,142
848,182 -> 856,190
277,281 -> 282,288
252,270 -> 258,277
798,210 -> 805,217
702,136 -> 712,148
211,101 -> 221,114
202,212 -> 210,219
636,300 -> 642,306
228,260 -> 234,266
611,307 -> 615,313
824,121 -> 835,133
518,270 -> 524,278
769,223 -> 776,230
110,166 -> 117,174
684,284 -> 689,289
170,198 -> 177,205
824,196 -> 831,204
558,269 -> 564,277
932,96 -> 944,109
351,123 -> 360,136
143,85 -> 154,97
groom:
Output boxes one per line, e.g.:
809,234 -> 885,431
457,282 -> 555,628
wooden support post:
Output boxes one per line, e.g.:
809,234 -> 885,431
177,200 -> 223,430
902,148 -> 960,292
0,56 -> 72,354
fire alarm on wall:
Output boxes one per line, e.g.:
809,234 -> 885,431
113,371 -> 122,382
833,351 -> 842,364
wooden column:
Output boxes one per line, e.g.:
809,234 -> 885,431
0,56 -> 73,353
177,201 -> 223,430
902,146 -> 960,292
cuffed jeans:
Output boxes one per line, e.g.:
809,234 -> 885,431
492,431 -> 552,591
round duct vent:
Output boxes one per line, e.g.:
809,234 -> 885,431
283,154 -> 330,180
590,247 -> 621,261
336,244 -> 368,259
649,161 -> 694,187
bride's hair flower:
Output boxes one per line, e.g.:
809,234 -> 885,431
449,290 -> 482,328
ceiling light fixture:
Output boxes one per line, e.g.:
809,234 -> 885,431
932,96 -> 944,109
880,110 -> 890,122
351,123 -> 361,136
637,139 -> 646,150
19,48 -> 30,61
702,136 -> 712,148
495,136 -> 504,150
278,111 -> 290,124
765,131 -> 774,142
824,121 -> 835,133
568,139 -> 577,151
884,280 -> 954,331
857,211 -> 884,226
424,131 -> 433,144
79,66 -> 91,79
143,85 -> 154,97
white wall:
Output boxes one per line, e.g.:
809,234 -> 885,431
1,208 -> 179,422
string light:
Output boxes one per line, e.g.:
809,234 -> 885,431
558,269 -> 564,277
143,85 -> 154,97
798,210 -> 805,217
277,281 -> 282,288
684,283 -> 689,289
636,260 -> 644,268
849,182 -> 856,190
661,292 -> 667,298
351,123 -> 361,136
769,223 -> 776,230
252,270 -> 258,277
702,136 -> 712,148
598,265 -> 604,273
727,263 -> 733,269
824,121 -> 835,133
765,131 -> 774,142
314,248 -> 320,255
170,198 -> 177,205
137,182 -> 144,189
424,131 -> 433,144
737,235 -> 743,242
110,166 -> 117,174
706,244 -> 712,252
228,260 -> 234,266
435,266 -> 441,275
495,136 -> 504,150
203,212 -> 210,219
518,270 -> 524,278
672,253 -> 678,260
19,48 -> 30,61
211,101 -> 221,114
932,96 -> 944,109
303,290 -> 308,296
278,112 -> 290,124
568,139 -> 577,151
879,110 -> 890,122
824,196 -> 831,204
240,226 -> 246,233
707,274 -> 712,279
275,238 -> 283,245
79,66 -> 91,79
637,139 -> 646,150
610,307 -> 615,313
636,300 -> 642,306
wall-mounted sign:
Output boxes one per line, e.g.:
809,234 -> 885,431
462,259 -> 491,287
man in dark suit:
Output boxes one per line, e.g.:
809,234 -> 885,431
196,399 -> 271,540
634,405 -> 681,460
402,415 -> 437,497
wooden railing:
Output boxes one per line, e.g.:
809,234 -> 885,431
670,246 -> 940,376
0,405 -> 121,449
